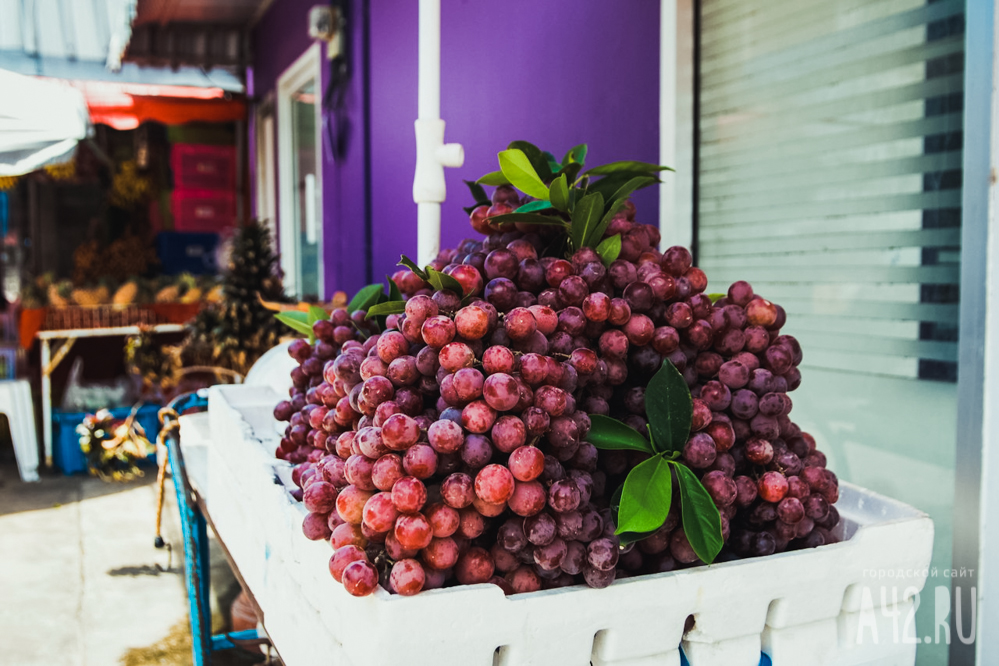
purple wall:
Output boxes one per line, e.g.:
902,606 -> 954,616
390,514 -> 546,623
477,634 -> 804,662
252,0 -> 370,296
368,0 -> 662,283
252,0 -> 661,296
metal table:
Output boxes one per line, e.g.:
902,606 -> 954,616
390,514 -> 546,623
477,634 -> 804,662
37,324 -> 185,467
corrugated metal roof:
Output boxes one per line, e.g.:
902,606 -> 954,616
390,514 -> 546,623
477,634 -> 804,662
0,0 -> 135,66
0,0 -> 243,91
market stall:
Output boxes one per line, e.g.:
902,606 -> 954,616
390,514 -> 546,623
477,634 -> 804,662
1,68 -> 253,474
150,2 -> 942,665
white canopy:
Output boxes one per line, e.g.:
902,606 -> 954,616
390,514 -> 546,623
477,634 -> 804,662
0,69 -> 90,177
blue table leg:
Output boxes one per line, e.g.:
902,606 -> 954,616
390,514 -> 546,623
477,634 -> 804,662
164,393 -> 265,665
211,629 -> 263,651
167,431 -> 211,665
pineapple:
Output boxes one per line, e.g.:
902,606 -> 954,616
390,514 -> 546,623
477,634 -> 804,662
71,288 -> 102,307
205,284 -> 224,303
48,281 -> 72,307
154,285 -> 180,303
180,287 -> 202,304
112,281 -> 139,306
93,284 -> 110,304
176,273 -> 200,303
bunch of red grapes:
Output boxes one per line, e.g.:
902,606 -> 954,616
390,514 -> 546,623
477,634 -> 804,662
272,186 -> 840,597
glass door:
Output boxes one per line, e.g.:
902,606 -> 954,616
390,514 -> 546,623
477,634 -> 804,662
278,44 -> 323,300
291,81 -> 319,299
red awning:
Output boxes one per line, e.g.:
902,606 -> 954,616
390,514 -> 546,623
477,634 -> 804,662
71,81 -> 246,130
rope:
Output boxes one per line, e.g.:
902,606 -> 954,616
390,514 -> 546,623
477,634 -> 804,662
153,407 -> 180,549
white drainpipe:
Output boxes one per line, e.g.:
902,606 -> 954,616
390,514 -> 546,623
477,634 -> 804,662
412,0 -> 465,267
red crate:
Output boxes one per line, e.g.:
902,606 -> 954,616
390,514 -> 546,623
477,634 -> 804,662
171,144 -> 236,191
172,189 -> 236,233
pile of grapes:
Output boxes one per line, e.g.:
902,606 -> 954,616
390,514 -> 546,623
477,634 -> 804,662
272,147 -> 840,598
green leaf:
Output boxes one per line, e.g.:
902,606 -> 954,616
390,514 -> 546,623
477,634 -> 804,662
562,144 -> 588,167
507,141 -> 553,181
498,149 -> 550,200
645,359 -> 692,454
558,162 -> 583,185
515,200 -> 554,214
398,255 -> 428,281
585,198 -> 628,248
610,485 -> 659,545
365,300 -> 406,319
587,414 -> 653,453
670,461 -> 724,564
583,160 -> 674,176
707,293 -> 726,304
307,305 -> 328,326
347,284 -> 385,314
585,174 -> 636,201
387,275 -> 403,302
274,312 -> 314,338
570,192 -> 604,250
616,455 -> 673,535
486,212 -> 569,228
463,180 -> 490,206
476,170 -> 510,186
595,235 -> 622,267
609,176 -> 660,203
542,151 -> 561,175
425,268 -> 464,297
549,174 -> 569,212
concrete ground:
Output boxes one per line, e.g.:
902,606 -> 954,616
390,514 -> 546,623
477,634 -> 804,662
0,458 -> 190,666
0,452 -> 259,666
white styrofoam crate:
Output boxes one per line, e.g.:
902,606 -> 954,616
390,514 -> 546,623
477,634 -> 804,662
201,384 -> 934,666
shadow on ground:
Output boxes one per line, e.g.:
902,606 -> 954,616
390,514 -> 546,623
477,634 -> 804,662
0,458 -> 159,517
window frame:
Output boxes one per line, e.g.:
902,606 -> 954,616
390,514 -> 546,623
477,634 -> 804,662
254,93 -> 278,244
952,0 -> 996,661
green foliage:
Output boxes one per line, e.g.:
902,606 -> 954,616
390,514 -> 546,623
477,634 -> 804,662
595,235 -> 622,267
425,267 -> 464,297
589,362 -> 724,564
671,462 -> 725,564
645,360 -> 692,454
472,141 -> 671,255
587,415 -> 653,452
347,284 -> 385,314
515,200 -> 554,214
549,174 -> 570,212
366,301 -> 406,318
498,149 -> 550,200
617,456 -> 673,534
274,312 -> 313,340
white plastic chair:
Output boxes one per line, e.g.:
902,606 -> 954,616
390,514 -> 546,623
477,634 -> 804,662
0,380 -> 39,482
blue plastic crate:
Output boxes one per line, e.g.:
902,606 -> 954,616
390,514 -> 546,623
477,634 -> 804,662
156,231 -> 220,276
53,404 -> 163,475
0,346 -> 16,380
